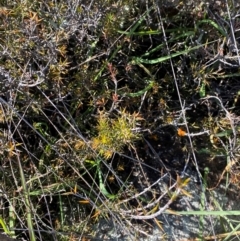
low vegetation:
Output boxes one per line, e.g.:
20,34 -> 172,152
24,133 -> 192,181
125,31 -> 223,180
0,0 -> 240,240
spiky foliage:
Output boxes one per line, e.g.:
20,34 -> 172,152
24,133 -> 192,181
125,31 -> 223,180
91,110 -> 141,159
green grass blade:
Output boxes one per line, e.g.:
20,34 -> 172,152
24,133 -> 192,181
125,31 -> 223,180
0,217 -> 10,235
174,210 -> 240,215
131,41 -> 217,65
127,80 -> 155,97
18,158 -> 36,241
197,19 -> 227,37
96,160 -> 116,200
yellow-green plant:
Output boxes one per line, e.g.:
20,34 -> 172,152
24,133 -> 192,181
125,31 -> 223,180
91,110 -> 141,159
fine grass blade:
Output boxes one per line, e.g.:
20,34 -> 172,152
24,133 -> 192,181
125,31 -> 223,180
174,210 -> 240,215
17,156 -> 36,241
131,40 -> 218,65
